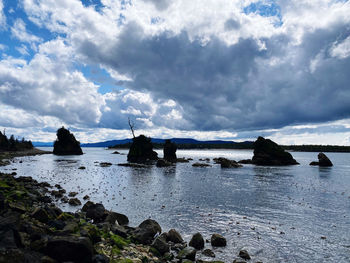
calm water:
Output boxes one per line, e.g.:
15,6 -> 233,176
1,148 -> 350,262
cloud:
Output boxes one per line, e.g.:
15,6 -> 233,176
11,19 -> 42,43
1,0 -> 349,145
0,39 -> 105,125
0,0 -> 6,30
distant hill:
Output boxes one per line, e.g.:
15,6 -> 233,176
33,138 -> 254,149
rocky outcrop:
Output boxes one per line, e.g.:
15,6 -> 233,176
127,135 -> 158,163
132,219 -> 162,245
309,152 -> 333,167
156,159 -> 172,167
53,127 -> 83,155
252,137 -> 299,166
214,158 -> 242,168
163,139 -> 177,162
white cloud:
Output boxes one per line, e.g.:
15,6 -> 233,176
0,0 -> 6,30
11,18 -> 42,43
331,35 -> 350,59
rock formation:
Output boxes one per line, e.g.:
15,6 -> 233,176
309,152 -> 333,167
53,127 -> 83,155
252,136 -> 299,166
127,135 -> 158,163
163,139 -> 177,162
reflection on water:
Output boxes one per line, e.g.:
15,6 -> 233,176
1,148 -> 350,262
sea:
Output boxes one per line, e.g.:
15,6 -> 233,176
1,148 -> 349,263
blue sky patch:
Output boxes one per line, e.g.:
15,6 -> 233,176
243,1 -> 283,26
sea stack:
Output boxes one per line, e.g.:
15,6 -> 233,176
252,136 -> 299,166
163,139 -> 177,163
53,127 -> 83,155
309,152 -> 333,167
127,135 -> 158,163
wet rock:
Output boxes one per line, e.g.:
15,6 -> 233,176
112,151 -> 120,154
167,229 -> 183,244
111,224 -> 128,239
84,202 -> 106,223
233,260 -> 247,263
252,136 -> 299,166
203,248 -> 215,257
309,152 -> 333,167
176,158 -> 190,163
78,166 -> 86,170
163,139 -> 177,163
210,233 -> 226,247
239,249 -> 251,260
50,190 -> 63,199
156,159 -> 172,167
132,219 -> 162,245
192,163 -> 211,167
83,195 -> 90,200
61,196 -> 68,203
105,211 -> 129,226
40,256 -> 57,263
238,159 -> 253,164
100,162 -> 112,167
151,235 -> 170,255
189,232 -> 205,250
68,198 -> 81,206
92,254 -> 110,263
47,220 -> 66,230
0,192 -> 6,211
68,191 -> 78,197
177,247 -> 196,261
31,207 -> 49,223
127,135 -> 158,163
214,158 -> 242,168
53,127 -> 83,155
45,236 -> 93,263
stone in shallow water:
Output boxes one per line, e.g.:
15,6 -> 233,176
189,232 -> 204,250
210,233 -> 227,247
53,127 -> 83,156
252,136 -> 299,166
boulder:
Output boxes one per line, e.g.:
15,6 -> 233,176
252,137 -> 299,166
189,232 -> 205,250
239,249 -> 251,260
210,234 -> 226,247
156,159 -> 172,167
68,198 -> 81,206
151,235 -> 170,255
53,127 -> 83,155
31,207 -> 49,223
127,135 -> 158,163
105,211 -> 129,226
192,163 -> 211,167
163,139 -> 177,162
132,219 -> 162,245
238,159 -> 253,164
202,248 -> 215,257
167,229 -> 183,243
309,152 -> 333,167
214,158 -> 242,168
84,202 -> 107,223
92,254 -> 110,263
45,236 -> 93,263
177,247 -> 196,261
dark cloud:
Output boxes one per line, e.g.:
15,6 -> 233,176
224,19 -> 240,30
76,20 -> 350,131
143,0 -> 172,11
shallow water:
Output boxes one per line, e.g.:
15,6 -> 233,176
1,148 -> 350,262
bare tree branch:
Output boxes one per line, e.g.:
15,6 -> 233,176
128,117 -> 136,138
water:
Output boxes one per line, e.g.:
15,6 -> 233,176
1,148 -> 350,262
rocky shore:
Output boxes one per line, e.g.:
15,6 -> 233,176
0,171 -> 256,263
0,148 -> 51,166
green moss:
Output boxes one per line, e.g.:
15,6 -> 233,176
149,247 -> 161,257
0,180 -> 9,188
57,212 -> 75,221
111,246 -> 122,255
141,257 -> 149,263
111,259 -> 133,263
110,233 -> 129,249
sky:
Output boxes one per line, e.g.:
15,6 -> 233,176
0,0 -> 350,145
